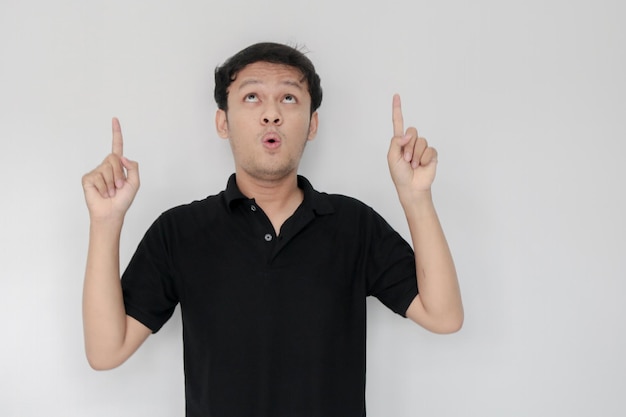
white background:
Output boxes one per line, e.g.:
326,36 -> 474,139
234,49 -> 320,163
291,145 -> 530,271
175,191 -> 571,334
1,0 -> 625,416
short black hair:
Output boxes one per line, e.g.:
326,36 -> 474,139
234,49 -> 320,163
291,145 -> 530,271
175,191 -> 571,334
214,42 -> 323,114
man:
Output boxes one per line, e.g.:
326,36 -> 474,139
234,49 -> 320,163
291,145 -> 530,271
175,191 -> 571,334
81,42 -> 463,417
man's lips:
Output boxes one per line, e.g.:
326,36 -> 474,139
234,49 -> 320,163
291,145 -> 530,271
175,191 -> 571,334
262,132 -> 282,148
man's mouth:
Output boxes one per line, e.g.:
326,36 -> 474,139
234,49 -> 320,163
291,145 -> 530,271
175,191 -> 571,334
262,133 -> 281,148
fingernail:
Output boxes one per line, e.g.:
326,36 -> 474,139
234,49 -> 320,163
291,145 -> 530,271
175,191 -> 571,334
108,188 -> 116,198
404,152 -> 411,161
116,179 -> 124,189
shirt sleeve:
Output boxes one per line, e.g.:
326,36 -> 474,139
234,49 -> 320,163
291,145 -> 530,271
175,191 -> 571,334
364,208 -> 418,317
121,214 -> 179,333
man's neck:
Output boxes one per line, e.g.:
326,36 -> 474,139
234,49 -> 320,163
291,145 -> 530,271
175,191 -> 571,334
235,171 -> 304,234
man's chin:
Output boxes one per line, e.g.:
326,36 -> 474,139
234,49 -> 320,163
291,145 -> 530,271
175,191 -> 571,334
242,166 -> 298,183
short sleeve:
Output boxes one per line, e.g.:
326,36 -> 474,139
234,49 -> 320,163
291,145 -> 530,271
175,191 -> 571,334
121,215 -> 179,333
364,209 -> 418,317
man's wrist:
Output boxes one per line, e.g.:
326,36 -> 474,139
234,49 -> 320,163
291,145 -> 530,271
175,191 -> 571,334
398,188 -> 434,209
89,216 -> 124,236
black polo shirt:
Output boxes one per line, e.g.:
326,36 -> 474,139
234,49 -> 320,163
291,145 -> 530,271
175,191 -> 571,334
122,174 -> 418,417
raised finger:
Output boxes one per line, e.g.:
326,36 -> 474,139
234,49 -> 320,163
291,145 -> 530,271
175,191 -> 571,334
392,94 -> 404,138
112,117 -> 124,157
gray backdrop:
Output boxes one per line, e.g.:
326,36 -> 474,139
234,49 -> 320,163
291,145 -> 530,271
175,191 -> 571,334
1,0 -> 625,416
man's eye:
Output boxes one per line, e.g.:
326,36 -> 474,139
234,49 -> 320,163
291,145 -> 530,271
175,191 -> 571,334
283,95 -> 296,103
244,94 -> 258,102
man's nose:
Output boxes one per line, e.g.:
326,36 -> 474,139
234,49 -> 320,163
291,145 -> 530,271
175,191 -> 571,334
263,116 -> 281,124
261,104 -> 282,125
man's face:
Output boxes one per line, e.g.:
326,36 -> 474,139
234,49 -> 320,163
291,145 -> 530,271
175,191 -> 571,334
216,61 -> 318,182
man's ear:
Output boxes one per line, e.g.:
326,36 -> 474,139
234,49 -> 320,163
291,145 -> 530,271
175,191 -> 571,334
216,109 -> 229,139
307,111 -> 319,141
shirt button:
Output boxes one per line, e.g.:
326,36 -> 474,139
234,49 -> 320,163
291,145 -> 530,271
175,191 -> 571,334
250,205 -> 257,212
264,234 -> 273,242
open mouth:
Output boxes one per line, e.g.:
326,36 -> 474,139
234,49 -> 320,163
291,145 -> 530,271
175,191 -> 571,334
263,133 -> 281,148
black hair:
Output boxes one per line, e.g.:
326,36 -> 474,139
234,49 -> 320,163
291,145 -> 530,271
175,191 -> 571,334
214,42 -> 322,114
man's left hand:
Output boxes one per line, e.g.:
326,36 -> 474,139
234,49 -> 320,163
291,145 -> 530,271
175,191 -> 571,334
387,94 -> 438,197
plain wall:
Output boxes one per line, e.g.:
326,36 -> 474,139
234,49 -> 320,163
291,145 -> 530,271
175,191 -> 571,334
1,0 -> 625,416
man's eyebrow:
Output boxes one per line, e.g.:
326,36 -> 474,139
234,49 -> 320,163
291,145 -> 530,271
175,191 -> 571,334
282,80 -> 304,90
238,79 -> 304,90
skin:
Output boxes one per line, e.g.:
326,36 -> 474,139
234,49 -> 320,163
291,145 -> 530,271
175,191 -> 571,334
81,62 -> 462,370
81,119 -> 150,370
388,94 -> 464,333
215,62 -> 319,233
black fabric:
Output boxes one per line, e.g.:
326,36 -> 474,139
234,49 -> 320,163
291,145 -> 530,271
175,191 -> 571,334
122,174 -> 418,417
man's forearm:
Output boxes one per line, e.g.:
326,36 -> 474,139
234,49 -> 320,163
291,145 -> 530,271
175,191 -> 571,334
402,191 -> 463,333
82,219 -> 131,369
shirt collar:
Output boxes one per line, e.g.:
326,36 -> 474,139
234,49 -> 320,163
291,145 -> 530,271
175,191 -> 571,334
224,173 -> 334,216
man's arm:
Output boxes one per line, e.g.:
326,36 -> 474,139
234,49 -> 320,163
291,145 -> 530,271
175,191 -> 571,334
387,94 -> 464,334
81,118 -> 151,370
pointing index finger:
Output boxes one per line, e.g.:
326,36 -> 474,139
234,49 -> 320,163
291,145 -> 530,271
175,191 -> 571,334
112,117 -> 123,156
392,94 -> 404,137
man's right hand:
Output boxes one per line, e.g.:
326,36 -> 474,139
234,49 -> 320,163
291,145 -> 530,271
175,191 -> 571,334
81,118 -> 140,221
81,118 -> 150,370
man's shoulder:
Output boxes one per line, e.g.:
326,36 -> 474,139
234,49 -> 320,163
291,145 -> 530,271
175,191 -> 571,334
153,192 -> 225,232
163,192 -> 222,214
315,190 -> 383,222
324,192 -> 369,208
